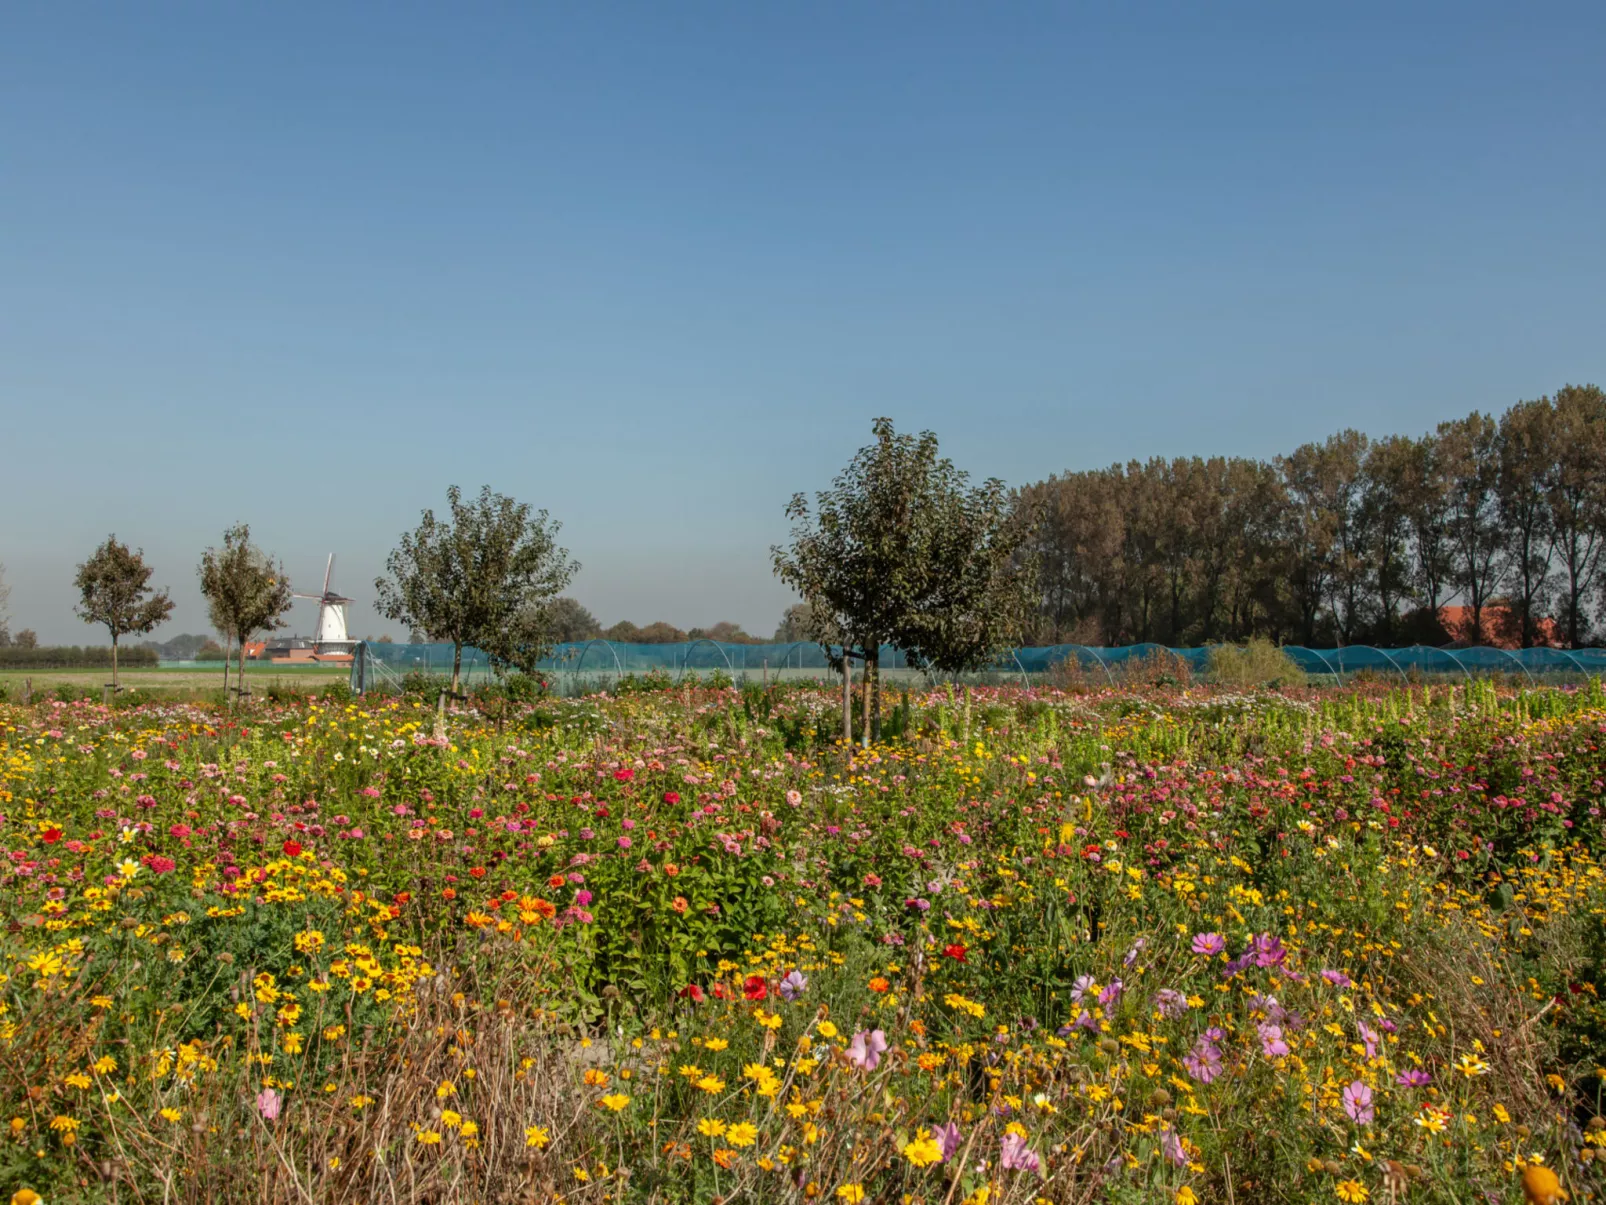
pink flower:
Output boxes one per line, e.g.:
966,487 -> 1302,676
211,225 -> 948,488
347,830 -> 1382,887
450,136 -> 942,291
1342,1080 -> 1374,1124
256,1087 -> 282,1121
846,1029 -> 887,1071
1191,932 -> 1226,957
999,1131 -> 1041,1174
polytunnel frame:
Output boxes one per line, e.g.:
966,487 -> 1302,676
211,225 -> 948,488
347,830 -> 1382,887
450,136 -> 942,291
1512,646 -> 1591,676
570,639 -> 624,676
1284,646 -> 1339,681
679,638 -> 735,678
1072,644 -> 1116,685
1330,645 -> 1408,679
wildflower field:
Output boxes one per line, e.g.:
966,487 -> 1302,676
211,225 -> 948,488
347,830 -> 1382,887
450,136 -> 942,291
1,679 -> 1605,1205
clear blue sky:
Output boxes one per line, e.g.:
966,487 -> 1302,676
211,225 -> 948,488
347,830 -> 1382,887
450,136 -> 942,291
3,3 -> 1603,644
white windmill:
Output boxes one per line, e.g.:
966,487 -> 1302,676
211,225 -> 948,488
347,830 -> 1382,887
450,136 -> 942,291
293,555 -> 356,655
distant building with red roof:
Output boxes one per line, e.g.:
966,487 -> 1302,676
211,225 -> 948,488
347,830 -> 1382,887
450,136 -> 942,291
1438,604 -> 1561,649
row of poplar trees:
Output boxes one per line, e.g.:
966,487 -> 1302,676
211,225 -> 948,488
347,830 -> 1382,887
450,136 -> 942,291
1020,384 -> 1606,650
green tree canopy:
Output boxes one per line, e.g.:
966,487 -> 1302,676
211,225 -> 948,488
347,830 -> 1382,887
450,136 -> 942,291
198,524 -> 293,694
74,536 -> 174,687
374,485 -> 577,691
773,417 -> 1038,739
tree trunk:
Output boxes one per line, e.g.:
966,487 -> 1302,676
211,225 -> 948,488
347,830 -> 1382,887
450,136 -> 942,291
238,634 -> 248,697
452,642 -> 464,696
111,633 -> 120,691
222,633 -> 230,697
859,647 -> 870,749
869,649 -> 881,744
841,648 -> 852,745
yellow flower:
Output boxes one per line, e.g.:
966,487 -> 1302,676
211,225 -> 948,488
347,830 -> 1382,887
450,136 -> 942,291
903,1132 -> 943,1168
1335,1181 -> 1369,1203
817,1021 -> 837,1039
837,1187 -> 865,1203
704,1038 -> 729,1051
1177,1189 -> 1199,1205
727,1122 -> 758,1147
525,1125 -> 550,1148
416,1130 -> 442,1145
698,1118 -> 728,1138
696,1075 -> 727,1094
598,1093 -> 630,1112
440,1109 -> 462,1130
12,1191 -> 43,1205
92,1056 -> 117,1075
158,1108 -> 182,1123
1455,1054 -> 1490,1078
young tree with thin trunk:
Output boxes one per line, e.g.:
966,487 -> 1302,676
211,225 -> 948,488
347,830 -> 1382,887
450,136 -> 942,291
1497,398 -> 1557,647
1547,384 -> 1606,647
774,418 -> 1037,744
1438,413 -> 1506,644
198,524 -> 293,694
373,486 -> 577,695
73,537 -> 174,689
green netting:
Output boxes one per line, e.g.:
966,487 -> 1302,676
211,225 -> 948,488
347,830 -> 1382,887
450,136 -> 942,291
351,640 -> 1606,692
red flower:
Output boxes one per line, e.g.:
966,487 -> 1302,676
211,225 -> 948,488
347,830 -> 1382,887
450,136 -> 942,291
678,984 -> 706,1002
712,982 -> 734,1000
40,829 -> 62,844
743,975 -> 768,1001
663,791 -> 681,805
614,768 -> 635,782
943,943 -> 968,963
282,839 -> 303,857
468,866 -> 487,878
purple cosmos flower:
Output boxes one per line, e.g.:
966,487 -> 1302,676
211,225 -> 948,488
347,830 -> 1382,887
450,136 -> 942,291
1160,1127 -> 1188,1167
999,1132 -> 1042,1174
846,1028 -> 888,1071
1321,969 -> 1354,988
256,1087 -> 282,1122
1258,1023 -> 1289,1058
1124,938 -> 1147,967
1396,1069 -> 1432,1087
778,970 -> 808,1001
1252,933 -> 1287,968
1098,978 -> 1124,1009
1070,974 -> 1096,1003
1075,1010 -> 1100,1033
1153,989 -> 1188,1019
932,1121 -> 962,1161
1248,993 -> 1289,1024
1183,1037 -> 1223,1083
1342,1080 -> 1374,1124
1358,1021 -> 1381,1059
1191,932 -> 1226,957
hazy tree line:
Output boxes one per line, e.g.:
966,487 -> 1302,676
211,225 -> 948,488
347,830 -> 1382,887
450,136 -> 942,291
1020,384 -> 1606,649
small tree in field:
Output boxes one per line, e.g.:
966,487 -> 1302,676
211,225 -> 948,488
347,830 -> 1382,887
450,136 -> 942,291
74,537 -> 174,688
374,486 -> 578,694
773,418 -> 1038,743
198,524 -> 293,694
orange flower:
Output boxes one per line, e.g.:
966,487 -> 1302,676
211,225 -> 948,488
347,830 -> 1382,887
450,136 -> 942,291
712,1148 -> 737,1169
1521,1165 -> 1568,1205
548,874 -> 567,889
672,896 -> 689,914
868,977 -> 891,993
